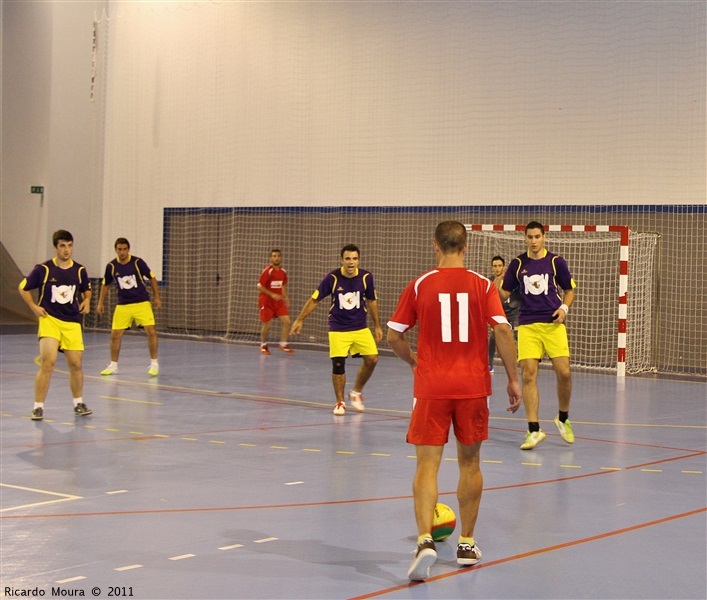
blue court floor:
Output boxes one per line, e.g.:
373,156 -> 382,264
1,331 -> 705,599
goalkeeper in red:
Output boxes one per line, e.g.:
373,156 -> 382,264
387,221 -> 521,581
500,221 -> 577,450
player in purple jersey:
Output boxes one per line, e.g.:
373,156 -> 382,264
97,238 -> 162,377
291,244 -> 383,415
18,230 -> 93,421
501,221 -> 577,450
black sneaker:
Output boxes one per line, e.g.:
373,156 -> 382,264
407,538 -> 437,581
74,403 -> 92,417
457,542 -> 482,566
31,407 -> 44,421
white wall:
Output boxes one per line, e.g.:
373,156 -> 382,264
3,1 -> 705,279
2,0 -> 107,275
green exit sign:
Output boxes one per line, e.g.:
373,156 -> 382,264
31,186 -> 44,194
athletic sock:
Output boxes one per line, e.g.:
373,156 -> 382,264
528,421 -> 540,433
558,411 -> 569,423
417,533 -> 432,545
34,402 -> 43,409
458,535 -> 475,546
151,359 -> 159,368
73,397 -> 83,406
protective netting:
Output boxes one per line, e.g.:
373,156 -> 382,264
87,206 -> 703,377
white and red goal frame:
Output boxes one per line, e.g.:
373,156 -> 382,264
466,224 -> 630,377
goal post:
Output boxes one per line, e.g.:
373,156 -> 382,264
464,224 -> 659,376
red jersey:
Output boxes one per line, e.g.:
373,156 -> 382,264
258,265 -> 288,306
388,267 -> 508,399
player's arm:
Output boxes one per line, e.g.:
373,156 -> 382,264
290,297 -> 319,335
553,288 -> 575,324
78,289 -> 92,314
96,283 -> 109,315
18,281 -> 46,318
257,282 -> 282,302
149,276 -> 162,309
281,283 -> 290,307
367,299 -> 383,342
386,327 -> 417,371
492,322 -> 522,413
499,258 -> 520,301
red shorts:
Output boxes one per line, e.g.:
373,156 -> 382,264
259,300 -> 289,323
407,396 -> 489,446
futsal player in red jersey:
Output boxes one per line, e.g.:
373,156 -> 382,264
18,230 -> 93,421
257,249 -> 294,355
387,221 -> 521,581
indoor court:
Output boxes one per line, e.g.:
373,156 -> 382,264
1,332 -> 705,599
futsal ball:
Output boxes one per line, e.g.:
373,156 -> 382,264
431,503 -> 456,541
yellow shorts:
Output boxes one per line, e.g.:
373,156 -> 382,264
328,329 -> 378,358
518,322 -> 570,361
112,301 -> 156,330
38,315 -> 84,351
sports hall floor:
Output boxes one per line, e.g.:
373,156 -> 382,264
1,330 -> 705,600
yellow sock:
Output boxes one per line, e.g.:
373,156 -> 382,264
418,533 -> 432,544
459,535 -> 475,546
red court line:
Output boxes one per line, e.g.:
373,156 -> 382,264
350,507 -> 707,600
1,455 -> 700,520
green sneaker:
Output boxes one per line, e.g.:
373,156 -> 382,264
520,429 -> 546,450
554,417 -> 575,444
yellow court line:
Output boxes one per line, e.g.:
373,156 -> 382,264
100,395 -> 163,406
0,483 -> 82,513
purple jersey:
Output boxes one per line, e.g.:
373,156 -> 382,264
502,250 -> 575,325
102,256 -> 154,305
312,267 -> 377,332
21,258 -> 91,323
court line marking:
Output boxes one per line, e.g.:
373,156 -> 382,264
115,564 -> 143,571
0,483 -> 82,513
101,395 -> 163,406
56,576 -> 86,584
352,507 -> 707,599
1,456 -> 703,520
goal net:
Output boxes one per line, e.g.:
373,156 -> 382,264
464,225 -> 659,375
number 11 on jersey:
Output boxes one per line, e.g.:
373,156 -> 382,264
438,293 -> 469,342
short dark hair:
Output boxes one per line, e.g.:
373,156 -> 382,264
491,255 -> 505,265
340,244 -> 360,258
114,237 -> 130,249
52,230 -> 73,247
434,221 -> 467,253
525,221 -> 545,234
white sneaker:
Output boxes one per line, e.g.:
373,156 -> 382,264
349,391 -> 365,412
333,402 -> 346,416
101,363 -> 118,376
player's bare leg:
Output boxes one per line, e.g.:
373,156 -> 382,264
413,444 -> 443,536
551,356 -> 572,412
145,325 -> 159,360
260,321 -> 272,345
35,337 -> 60,403
332,373 -> 346,404
279,315 -> 291,344
520,358 -> 541,421
352,354 -> 378,393
109,329 -> 124,362
64,350 -> 84,399
456,441 -> 482,538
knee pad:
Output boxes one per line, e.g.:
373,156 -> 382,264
332,357 -> 346,375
